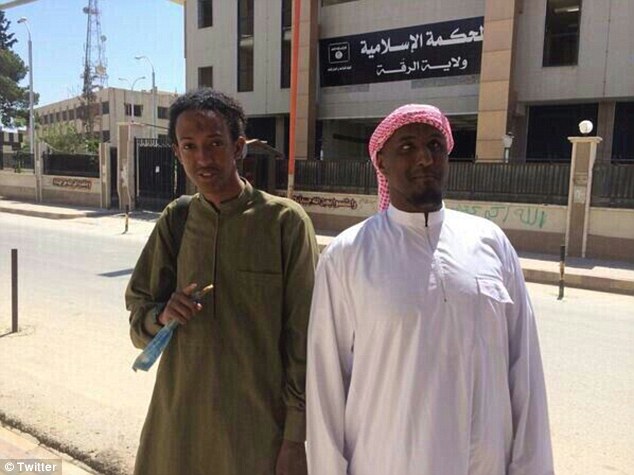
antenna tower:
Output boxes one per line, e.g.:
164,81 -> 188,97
80,0 -> 107,139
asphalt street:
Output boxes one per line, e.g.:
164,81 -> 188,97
0,213 -> 155,475
0,212 -> 633,475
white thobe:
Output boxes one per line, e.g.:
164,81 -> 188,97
307,205 -> 554,475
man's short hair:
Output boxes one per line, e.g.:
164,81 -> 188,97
168,88 -> 247,145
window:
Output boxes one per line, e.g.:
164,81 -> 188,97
102,130 -> 110,142
527,103 -> 597,161
543,0 -> 582,67
62,110 -> 68,121
125,103 -> 132,116
281,0 -> 292,88
198,0 -> 212,28
157,106 -> 169,120
69,109 -> 75,121
102,101 -> 109,115
158,133 -> 169,143
238,0 -> 254,92
198,66 -> 213,88
612,102 -> 634,161
134,105 -> 143,117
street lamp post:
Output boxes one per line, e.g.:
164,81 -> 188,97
502,133 -> 514,164
118,76 -> 146,92
17,17 -> 34,155
135,55 -> 156,138
17,17 -> 38,202
118,76 -> 146,122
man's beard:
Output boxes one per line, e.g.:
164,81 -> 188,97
407,187 -> 443,210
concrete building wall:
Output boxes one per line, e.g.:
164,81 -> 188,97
317,0 -> 485,120
36,87 -> 178,146
1,130 -> 25,154
283,188 -> 633,260
185,0 -> 485,120
185,0 -> 290,115
40,175 -> 101,207
0,171 -> 36,201
514,0 -> 633,102
181,0 -> 633,161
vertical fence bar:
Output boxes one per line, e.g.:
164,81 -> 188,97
11,249 -> 18,333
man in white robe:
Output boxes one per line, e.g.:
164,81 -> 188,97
306,104 -> 554,475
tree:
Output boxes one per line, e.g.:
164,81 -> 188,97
41,122 -> 99,154
0,11 -> 32,127
0,10 -> 17,48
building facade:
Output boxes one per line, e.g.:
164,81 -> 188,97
35,87 -> 179,146
180,0 -> 633,163
0,129 -> 25,155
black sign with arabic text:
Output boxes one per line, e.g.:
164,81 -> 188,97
319,17 -> 484,87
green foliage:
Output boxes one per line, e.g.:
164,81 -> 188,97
0,11 -> 35,127
0,11 -> 17,49
41,122 -> 98,154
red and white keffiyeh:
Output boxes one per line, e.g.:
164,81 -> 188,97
368,104 -> 454,211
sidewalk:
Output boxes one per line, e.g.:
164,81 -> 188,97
2,198 -> 633,296
0,424 -> 96,474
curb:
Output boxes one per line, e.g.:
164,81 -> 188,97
522,267 -> 634,296
0,207 -> 88,220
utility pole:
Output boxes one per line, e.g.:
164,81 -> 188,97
17,18 -> 34,155
135,55 -> 156,138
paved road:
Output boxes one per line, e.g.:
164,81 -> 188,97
533,284 -> 634,475
0,213 -> 633,475
0,213 -> 155,475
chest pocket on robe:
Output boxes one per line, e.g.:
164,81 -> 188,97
235,271 -> 283,319
475,276 -> 514,350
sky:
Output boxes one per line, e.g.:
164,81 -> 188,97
3,0 -> 185,107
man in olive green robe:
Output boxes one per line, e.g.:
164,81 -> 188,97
126,88 -> 318,475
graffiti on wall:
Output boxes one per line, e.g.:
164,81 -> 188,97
293,194 -> 359,210
450,203 -> 548,229
52,177 -> 93,191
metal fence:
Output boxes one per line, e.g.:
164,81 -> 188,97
42,152 -> 100,178
0,152 -> 35,172
277,159 -> 572,205
591,162 -> 634,208
276,159 -> 377,194
445,162 -> 571,205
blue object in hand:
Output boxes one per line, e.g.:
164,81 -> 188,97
132,320 -> 179,372
132,283 -> 214,372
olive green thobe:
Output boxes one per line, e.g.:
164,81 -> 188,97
126,182 -> 318,475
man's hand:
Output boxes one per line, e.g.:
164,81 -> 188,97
158,282 -> 202,326
275,440 -> 307,475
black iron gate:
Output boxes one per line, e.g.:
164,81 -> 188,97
135,138 -> 187,211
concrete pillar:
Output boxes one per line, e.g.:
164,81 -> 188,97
294,0 -> 318,161
99,142 -> 110,209
116,122 -> 145,211
475,0 -> 517,162
565,136 -> 603,258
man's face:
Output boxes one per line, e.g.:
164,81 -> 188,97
172,109 -> 245,205
377,122 -> 449,213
